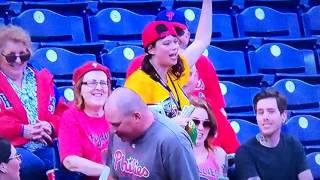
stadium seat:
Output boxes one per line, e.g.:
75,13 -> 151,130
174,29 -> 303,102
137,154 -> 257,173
88,8 -> 155,44
302,5 -> 320,37
236,6 -> 301,38
176,7 -> 234,40
248,43 -> 320,84
97,0 -> 163,15
204,45 -> 263,86
306,152 -> 320,179
11,9 -> 86,44
271,79 -> 320,116
29,47 -> 96,81
230,119 -> 259,144
243,0 -> 300,11
101,45 -> 144,77
53,139 -> 85,180
57,86 -> 74,103
284,115 -> 320,146
173,0 -> 241,13
220,81 -> 260,112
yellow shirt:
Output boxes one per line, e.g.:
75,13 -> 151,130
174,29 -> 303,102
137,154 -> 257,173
125,56 -> 190,118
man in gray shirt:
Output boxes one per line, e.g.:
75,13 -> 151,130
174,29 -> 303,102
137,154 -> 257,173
104,87 -> 199,180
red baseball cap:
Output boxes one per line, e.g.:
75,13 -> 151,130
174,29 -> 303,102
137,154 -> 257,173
142,21 -> 177,48
72,61 -> 111,85
156,10 -> 188,31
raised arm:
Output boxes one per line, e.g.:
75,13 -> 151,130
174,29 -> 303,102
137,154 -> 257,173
181,0 -> 212,67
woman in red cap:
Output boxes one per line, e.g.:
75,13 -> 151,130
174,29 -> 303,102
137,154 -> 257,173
125,0 -> 212,124
58,61 -> 112,180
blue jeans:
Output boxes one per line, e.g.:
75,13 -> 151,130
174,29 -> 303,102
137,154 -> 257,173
17,146 -> 54,180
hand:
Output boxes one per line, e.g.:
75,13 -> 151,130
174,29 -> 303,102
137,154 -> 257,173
23,124 -> 43,140
171,115 -> 190,127
37,121 -> 53,135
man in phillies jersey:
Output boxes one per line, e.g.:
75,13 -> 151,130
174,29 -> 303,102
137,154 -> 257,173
105,88 -> 199,180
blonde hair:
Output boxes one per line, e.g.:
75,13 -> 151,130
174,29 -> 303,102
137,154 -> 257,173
0,25 -> 32,53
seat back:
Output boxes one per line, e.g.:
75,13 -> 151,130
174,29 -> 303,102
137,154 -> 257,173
220,81 -> 260,113
230,119 -> 259,144
248,43 -> 317,74
101,45 -> 144,77
306,152 -> 320,179
302,5 -> 320,37
11,9 -> 86,43
30,47 -> 96,79
284,115 -> 320,145
88,8 -> 155,42
205,45 -> 247,75
236,6 -> 301,38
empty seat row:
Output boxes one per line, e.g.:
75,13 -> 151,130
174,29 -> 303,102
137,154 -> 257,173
0,5 -> 320,48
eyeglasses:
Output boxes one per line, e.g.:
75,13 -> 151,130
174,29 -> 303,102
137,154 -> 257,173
82,80 -> 108,88
1,51 -> 31,64
8,154 -> 21,161
192,119 -> 211,128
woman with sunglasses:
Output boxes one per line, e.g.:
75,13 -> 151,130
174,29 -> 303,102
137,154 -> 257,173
0,137 -> 21,180
125,0 -> 212,123
189,97 -> 227,180
0,25 -> 67,180
58,62 -> 112,180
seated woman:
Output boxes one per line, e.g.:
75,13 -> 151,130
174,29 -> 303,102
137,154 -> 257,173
189,97 -> 227,180
58,62 -> 112,180
0,137 -> 21,180
0,25 -> 67,180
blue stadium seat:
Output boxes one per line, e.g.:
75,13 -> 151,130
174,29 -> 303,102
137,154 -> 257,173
53,139 -> 85,180
302,5 -> 320,38
243,0 -> 300,11
97,0 -> 163,15
230,119 -> 259,144
219,81 -> 260,122
271,79 -> 320,116
205,45 -> 263,86
173,0 -> 242,13
236,6 -> 301,38
101,45 -> 144,77
57,86 -> 74,103
29,47 -> 95,81
176,7 -> 234,40
0,17 -> 4,25
248,43 -> 320,84
306,152 -> 320,179
19,1 -> 93,17
284,115 -> 320,145
11,9 -> 86,43
88,8 -> 155,44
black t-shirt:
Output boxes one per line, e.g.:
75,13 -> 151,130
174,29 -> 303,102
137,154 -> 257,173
235,133 -> 309,180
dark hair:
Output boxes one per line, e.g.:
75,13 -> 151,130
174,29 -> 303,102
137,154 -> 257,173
253,88 -> 287,114
0,137 -> 11,164
189,97 -> 217,150
141,24 -> 184,81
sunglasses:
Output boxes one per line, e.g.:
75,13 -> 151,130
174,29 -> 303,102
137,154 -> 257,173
192,119 -> 211,128
174,26 -> 186,37
1,51 -> 31,64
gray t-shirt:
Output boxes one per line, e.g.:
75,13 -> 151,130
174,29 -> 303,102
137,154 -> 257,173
107,112 -> 199,180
